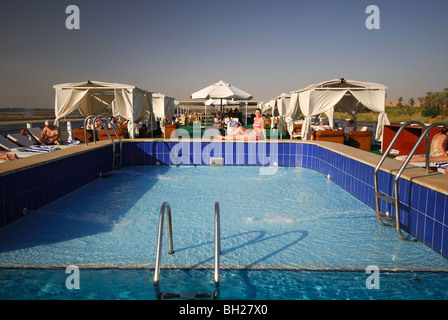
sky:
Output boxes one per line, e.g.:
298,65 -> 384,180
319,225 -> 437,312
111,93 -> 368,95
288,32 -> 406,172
0,0 -> 447,108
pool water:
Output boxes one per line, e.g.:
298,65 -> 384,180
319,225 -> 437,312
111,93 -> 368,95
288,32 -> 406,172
0,166 -> 447,300
1,268 -> 448,300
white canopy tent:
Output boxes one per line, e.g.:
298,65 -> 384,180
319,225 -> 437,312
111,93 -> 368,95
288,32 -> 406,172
258,93 -> 291,131
152,93 -> 176,133
287,79 -> 389,141
53,80 -> 156,138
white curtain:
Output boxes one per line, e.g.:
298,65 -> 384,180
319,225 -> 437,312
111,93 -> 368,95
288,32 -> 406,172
284,92 -> 302,137
300,90 -> 347,140
349,89 -> 389,140
153,94 -> 175,133
55,89 -> 89,121
114,89 -> 153,139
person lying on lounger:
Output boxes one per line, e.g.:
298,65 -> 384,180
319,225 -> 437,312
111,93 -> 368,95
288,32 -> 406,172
403,126 -> 448,163
215,108 -> 266,141
40,120 -> 62,145
429,126 -> 448,157
401,153 -> 448,174
0,153 -> 19,161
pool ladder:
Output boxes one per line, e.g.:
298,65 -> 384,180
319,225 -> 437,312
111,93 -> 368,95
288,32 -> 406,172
153,202 -> 221,300
374,121 -> 448,241
83,115 -> 122,172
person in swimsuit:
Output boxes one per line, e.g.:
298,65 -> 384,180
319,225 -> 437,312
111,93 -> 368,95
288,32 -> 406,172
406,126 -> 448,162
215,108 -> 266,141
429,126 -> 448,157
40,120 -> 62,145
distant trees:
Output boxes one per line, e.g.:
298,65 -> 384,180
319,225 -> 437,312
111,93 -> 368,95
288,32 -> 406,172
420,89 -> 448,118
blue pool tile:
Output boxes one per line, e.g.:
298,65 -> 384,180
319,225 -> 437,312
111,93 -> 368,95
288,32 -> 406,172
295,143 -> 303,156
434,192 -> 446,224
443,225 -> 448,259
426,188 -> 436,219
424,217 -> 434,248
289,143 -> 296,155
416,212 -> 426,242
433,221 -> 443,254
418,186 -> 428,213
410,184 -> 420,212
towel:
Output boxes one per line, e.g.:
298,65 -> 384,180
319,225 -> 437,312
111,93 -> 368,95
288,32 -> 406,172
24,145 -> 61,153
430,161 -> 448,174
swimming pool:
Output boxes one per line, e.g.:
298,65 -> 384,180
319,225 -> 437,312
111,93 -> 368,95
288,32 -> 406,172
0,166 -> 447,300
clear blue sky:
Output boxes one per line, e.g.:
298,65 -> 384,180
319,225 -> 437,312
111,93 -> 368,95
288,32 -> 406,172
1,0 -> 447,108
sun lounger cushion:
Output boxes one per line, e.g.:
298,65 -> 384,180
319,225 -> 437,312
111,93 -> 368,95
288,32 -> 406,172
27,127 -> 42,141
6,134 -> 36,147
0,135 -> 21,151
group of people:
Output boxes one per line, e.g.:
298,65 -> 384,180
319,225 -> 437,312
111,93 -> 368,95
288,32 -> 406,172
215,108 -> 266,141
94,116 -> 119,130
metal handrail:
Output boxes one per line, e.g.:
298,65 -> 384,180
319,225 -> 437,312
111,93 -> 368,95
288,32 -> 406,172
214,202 -> 221,285
83,115 -> 123,170
374,121 -> 427,240
374,121 -> 448,241
154,202 -> 174,285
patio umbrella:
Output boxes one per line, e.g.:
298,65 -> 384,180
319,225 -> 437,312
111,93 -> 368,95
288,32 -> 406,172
190,80 -> 252,125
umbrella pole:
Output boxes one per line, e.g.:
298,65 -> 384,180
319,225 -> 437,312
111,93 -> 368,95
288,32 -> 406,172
220,99 -> 223,129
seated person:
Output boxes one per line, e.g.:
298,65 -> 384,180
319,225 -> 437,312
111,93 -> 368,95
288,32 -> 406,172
310,121 -> 332,140
40,120 -> 62,145
94,118 -> 103,131
342,120 -> 356,140
109,116 -> 119,130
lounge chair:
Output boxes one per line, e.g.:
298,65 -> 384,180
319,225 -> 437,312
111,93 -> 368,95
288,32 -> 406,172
6,133 -> 37,147
26,127 -> 43,143
73,128 -> 93,143
347,130 -> 373,151
0,135 -> 23,152
98,128 -> 127,140
290,124 -> 302,140
163,124 -> 179,138
312,130 -> 344,144
0,135 -> 60,153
